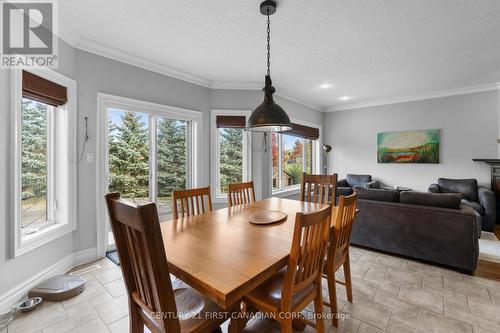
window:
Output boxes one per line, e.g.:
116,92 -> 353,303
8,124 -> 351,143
98,94 -> 202,255
21,98 -> 52,235
272,122 -> 320,192
211,110 -> 251,201
12,69 -> 77,257
107,110 -> 191,218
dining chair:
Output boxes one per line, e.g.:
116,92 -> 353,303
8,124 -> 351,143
227,181 -> 256,207
172,186 -> 213,219
300,173 -> 338,205
243,204 -> 332,333
323,193 -> 358,327
105,193 -> 227,333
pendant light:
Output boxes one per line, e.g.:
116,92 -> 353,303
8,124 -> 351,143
247,0 -> 292,132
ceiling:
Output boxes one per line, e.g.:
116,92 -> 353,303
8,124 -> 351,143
59,0 -> 500,111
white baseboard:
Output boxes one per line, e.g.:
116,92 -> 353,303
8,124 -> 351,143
0,247 -> 97,310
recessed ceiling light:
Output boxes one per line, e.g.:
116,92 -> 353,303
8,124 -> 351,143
319,83 -> 333,89
338,96 -> 351,101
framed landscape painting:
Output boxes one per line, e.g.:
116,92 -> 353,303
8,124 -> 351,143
377,129 -> 440,163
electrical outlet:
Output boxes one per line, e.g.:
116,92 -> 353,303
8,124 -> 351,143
86,152 -> 95,163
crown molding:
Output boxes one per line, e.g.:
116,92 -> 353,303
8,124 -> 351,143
274,90 -> 323,111
76,38 -> 212,87
210,80 -> 263,90
211,80 -> 323,111
57,22 -> 498,114
324,82 -> 500,112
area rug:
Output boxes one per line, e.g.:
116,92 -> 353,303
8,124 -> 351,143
479,231 -> 500,263
106,250 -> 120,265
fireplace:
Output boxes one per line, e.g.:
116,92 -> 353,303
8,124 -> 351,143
473,159 -> 500,220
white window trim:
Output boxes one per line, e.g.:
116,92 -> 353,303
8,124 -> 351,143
96,93 -> 203,257
210,110 -> 252,203
271,118 -> 322,198
10,68 -> 77,258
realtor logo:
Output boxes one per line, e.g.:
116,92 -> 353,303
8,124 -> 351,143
1,0 -> 58,68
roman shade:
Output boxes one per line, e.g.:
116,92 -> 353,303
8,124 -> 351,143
216,115 -> 246,129
22,70 -> 68,106
284,123 -> 319,140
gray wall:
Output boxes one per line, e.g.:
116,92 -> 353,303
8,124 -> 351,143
0,44 -> 322,296
323,91 -> 500,192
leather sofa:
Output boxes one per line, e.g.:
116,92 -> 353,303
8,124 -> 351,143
351,187 -> 480,273
428,178 -> 496,231
337,174 -> 380,197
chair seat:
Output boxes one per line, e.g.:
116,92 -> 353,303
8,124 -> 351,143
245,268 -> 318,313
337,187 -> 353,196
172,280 -> 227,333
461,199 -> 484,215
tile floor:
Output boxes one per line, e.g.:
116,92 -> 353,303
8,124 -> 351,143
4,246 -> 500,333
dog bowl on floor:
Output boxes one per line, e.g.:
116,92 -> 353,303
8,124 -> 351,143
17,297 -> 43,313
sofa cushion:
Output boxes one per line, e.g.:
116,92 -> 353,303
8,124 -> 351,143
353,186 -> 399,202
438,178 -> 478,202
461,199 -> 485,214
399,191 -> 461,210
346,174 -> 372,187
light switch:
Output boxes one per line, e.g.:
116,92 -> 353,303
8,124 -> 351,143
86,152 -> 95,163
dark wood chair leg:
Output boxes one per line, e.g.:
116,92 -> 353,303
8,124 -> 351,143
326,268 -> 338,327
129,302 -> 144,333
314,286 -> 325,333
343,254 -> 353,302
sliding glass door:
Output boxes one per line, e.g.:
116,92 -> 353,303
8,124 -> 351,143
105,108 -> 191,250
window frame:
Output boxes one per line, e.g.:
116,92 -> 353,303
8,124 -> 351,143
210,110 -> 252,203
10,69 -> 77,258
96,94 -> 203,257
270,118 -> 322,197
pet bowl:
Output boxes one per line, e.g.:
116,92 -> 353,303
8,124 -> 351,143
17,297 -> 43,313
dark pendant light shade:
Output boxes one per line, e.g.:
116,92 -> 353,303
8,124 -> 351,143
247,75 -> 292,132
247,1 -> 292,132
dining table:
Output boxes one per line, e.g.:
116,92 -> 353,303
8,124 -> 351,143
160,197 -> 337,330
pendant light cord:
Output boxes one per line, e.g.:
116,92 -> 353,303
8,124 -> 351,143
266,9 -> 271,76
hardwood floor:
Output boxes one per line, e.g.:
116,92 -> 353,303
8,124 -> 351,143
474,225 -> 500,281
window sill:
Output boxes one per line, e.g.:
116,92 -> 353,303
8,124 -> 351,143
14,221 -> 76,257
272,186 -> 300,198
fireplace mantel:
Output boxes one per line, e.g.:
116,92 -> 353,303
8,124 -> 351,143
473,159 -> 500,221
472,159 -> 500,165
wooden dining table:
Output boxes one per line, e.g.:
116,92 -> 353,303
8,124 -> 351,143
160,197 -> 336,311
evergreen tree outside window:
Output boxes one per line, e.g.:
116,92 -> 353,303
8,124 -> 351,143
157,117 -> 188,215
211,110 -> 251,201
108,110 -> 150,203
218,127 -> 244,194
107,109 -> 191,219
21,98 -> 51,233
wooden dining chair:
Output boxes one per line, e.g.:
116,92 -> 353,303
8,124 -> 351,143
227,181 -> 256,207
172,186 -> 213,219
243,204 -> 332,333
300,173 -> 338,205
323,193 -> 358,327
105,193 -> 228,333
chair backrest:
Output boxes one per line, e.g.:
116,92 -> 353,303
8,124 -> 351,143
281,204 -> 332,309
227,181 -> 256,207
105,193 -> 181,333
172,186 -> 213,219
300,173 -> 338,205
327,193 -> 358,266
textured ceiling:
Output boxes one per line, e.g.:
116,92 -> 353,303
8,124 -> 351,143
60,0 -> 500,110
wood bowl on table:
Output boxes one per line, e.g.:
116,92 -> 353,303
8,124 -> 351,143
249,211 -> 288,225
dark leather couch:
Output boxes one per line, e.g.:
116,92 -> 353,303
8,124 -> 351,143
337,174 -> 380,197
428,178 -> 496,231
351,187 -> 480,273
